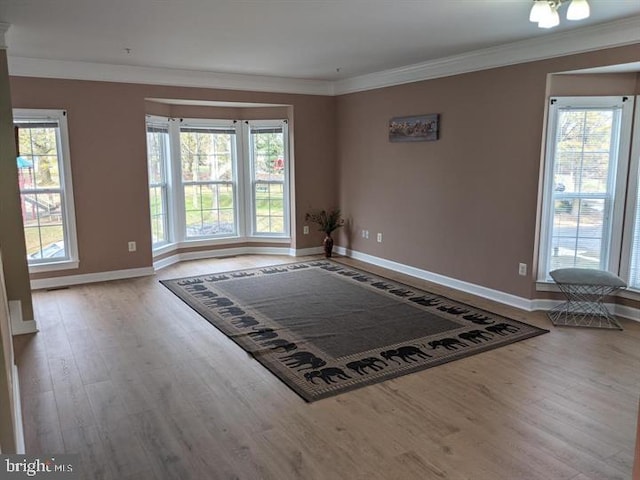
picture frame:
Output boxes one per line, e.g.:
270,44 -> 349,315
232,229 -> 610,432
389,113 -> 439,142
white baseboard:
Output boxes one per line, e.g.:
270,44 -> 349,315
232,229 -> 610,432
336,247 -> 533,311
292,246 -> 324,257
28,245 -> 639,323
30,266 -> 154,291
336,247 -> 640,322
154,245 -> 324,271
615,303 -> 640,321
29,247 -> 320,289
12,364 -> 25,454
8,300 -> 38,335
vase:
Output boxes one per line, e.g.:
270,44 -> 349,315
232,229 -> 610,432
323,233 -> 334,258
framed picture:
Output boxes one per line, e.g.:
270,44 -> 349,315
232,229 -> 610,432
389,113 -> 439,142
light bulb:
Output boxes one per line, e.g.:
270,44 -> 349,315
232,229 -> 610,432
538,9 -> 560,28
530,1 -> 552,23
567,0 -> 590,20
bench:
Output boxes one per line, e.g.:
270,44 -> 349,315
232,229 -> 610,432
547,268 -> 626,330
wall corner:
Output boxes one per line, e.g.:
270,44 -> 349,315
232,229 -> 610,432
0,23 -> 9,50
8,301 -> 38,336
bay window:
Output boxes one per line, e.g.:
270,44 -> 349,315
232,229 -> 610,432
145,116 -> 290,249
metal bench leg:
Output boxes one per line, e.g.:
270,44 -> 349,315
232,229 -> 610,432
547,284 -> 623,330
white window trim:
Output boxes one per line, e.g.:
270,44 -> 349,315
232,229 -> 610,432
620,95 -> 640,291
13,108 -> 79,273
243,119 -> 291,238
146,115 -> 172,248
537,96 -> 635,283
177,118 -> 241,241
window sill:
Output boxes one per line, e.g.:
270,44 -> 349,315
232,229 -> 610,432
28,260 -> 79,274
152,243 -> 177,257
536,281 -> 559,292
153,236 -> 292,257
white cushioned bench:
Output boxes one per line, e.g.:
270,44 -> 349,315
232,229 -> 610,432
547,268 -> 626,330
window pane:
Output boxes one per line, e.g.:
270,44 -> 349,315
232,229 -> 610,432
549,198 -> 606,271
147,127 -> 168,185
184,183 -> 235,237
252,128 -> 285,182
146,123 -> 170,246
255,182 -> 284,234
24,224 -> 65,260
180,129 -> 234,182
580,153 -> 611,194
554,110 -> 613,195
17,126 -> 61,189
20,191 -> 61,224
149,186 -> 166,245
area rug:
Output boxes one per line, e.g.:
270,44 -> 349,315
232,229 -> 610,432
161,260 -> 548,401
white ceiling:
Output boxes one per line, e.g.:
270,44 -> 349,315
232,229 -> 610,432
1,0 -> 639,84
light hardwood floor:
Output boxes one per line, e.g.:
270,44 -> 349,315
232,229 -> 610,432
14,254 -> 640,480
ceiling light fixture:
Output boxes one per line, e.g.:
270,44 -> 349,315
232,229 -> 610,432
529,0 -> 590,29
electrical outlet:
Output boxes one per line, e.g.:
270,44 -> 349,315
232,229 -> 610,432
518,263 -> 527,276
128,241 -> 137,252
362,230 -> 369,239
303,226 -> 309,235
377,233 -> 383,243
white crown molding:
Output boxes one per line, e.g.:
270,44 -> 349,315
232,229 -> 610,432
0,23 -> 9,50
333,15 -> 640,95
6,16 -> 639,97
7,56 -> 334,96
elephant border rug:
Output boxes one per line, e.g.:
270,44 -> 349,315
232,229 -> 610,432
161,260 -> 548,402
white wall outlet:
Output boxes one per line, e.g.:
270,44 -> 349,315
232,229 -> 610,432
362,230 -> 369,239
377,233 -> 383,243
518,263 -> 527,276
303,225 -> 309,235
128,241 -> 137,252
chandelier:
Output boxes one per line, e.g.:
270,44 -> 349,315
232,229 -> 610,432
529,0 -> 591,29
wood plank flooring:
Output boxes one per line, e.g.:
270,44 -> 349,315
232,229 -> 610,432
14,254 -> 640,479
